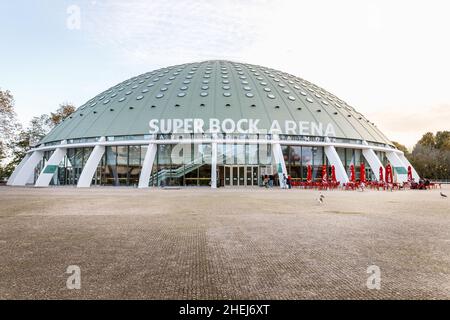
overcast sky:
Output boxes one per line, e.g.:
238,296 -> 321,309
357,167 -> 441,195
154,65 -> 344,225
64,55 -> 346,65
1,0 -> 449,148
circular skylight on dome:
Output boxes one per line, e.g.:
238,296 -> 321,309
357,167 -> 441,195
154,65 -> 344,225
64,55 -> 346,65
177,92 -> 186,97
223,92 -> 231,97
156,93 -> 164,98
200,92 -> 208,97
246,93 -> 254,98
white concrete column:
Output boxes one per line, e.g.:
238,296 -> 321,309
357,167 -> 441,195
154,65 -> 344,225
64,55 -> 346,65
35,148 -> 67,187
272,137 -> 288,188
211,141 -> 217,189
138,143 -> 157,188
77,138 -> 106,188
397,153 -> 420,181
386,151 -> 408,183
7,153 -> 31,185
361,141 -> 384,181
324,145 -> 349,184
362,149 -> 384,181
11,151 -> 44,186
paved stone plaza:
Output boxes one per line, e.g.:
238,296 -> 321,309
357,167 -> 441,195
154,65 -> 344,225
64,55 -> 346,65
0,186 -> 449,299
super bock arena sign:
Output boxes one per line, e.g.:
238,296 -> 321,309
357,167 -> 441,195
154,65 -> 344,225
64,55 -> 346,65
149,118 -> 337,136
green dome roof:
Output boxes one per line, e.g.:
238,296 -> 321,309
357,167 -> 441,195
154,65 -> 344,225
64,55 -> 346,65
40,60 -> 391,145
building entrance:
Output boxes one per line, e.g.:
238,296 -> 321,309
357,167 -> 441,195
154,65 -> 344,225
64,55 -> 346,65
223,166 -> 259,187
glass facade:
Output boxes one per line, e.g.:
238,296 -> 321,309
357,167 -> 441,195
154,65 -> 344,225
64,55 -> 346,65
35,142 -> 387,187
336,147 -> 374,181
282,146 -> 328,182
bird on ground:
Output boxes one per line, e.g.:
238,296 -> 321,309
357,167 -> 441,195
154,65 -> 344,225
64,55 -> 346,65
317,194 -> 325,204
440,192 -> 447,198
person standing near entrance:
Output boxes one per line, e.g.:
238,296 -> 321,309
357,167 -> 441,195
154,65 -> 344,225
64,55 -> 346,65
269,175 -> 274,188
282,173 -> 287,189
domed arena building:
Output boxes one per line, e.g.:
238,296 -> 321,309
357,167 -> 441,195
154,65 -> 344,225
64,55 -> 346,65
8,60 -> 419,188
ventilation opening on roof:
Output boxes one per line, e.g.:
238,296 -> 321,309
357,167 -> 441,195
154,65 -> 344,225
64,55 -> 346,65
225,104 -> 231,107
348,115 -> 352,117
175,104 -> 180,107
333,112 -> 338,115
110,108 -> 114,111
93,111 -> 97,114
151,105 -> 156,108
129,106 -> 134,110
275,106 -> 280,109
250,104 -> 256,108
200,103 -> 205,107
316,109 -> 321,112
297,107 -> 302,110
80,113 -> 83,116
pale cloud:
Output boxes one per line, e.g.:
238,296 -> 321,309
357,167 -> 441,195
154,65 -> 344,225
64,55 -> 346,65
367,104 -> 450,149
71,0 -> 450,146
82,0 -> 272,64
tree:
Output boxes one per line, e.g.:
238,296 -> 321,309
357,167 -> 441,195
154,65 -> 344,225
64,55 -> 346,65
0,97 -> 75,180
409,131 -> 450,180
0,89 -> 21,165
27,114 -> 52,146
392,141 -> 410,156
435,131 -> 450,151
417,132 -> 435,148
50,103 -> 75,126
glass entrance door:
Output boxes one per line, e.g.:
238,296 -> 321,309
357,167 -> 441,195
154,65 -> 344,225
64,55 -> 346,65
224,166 -> 259,187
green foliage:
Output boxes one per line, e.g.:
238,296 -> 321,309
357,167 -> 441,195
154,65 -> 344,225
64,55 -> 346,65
409,131 -> 450,179
392,141 -> 410,156
50,103 -> 76,126
0,88 -> 75,180
0,88 -> 21,168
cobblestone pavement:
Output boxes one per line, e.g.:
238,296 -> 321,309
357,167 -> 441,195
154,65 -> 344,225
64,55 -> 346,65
0,186 -> 449,299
